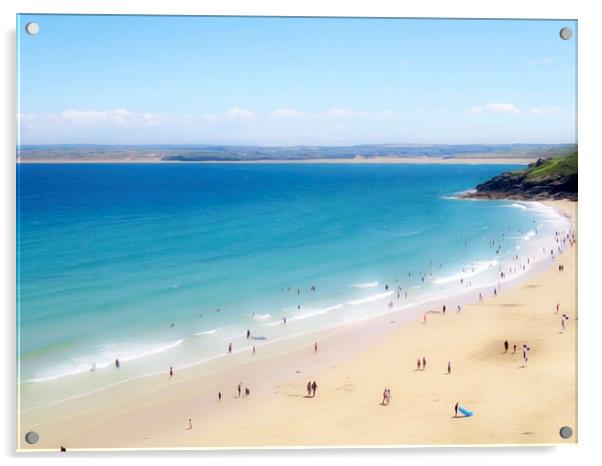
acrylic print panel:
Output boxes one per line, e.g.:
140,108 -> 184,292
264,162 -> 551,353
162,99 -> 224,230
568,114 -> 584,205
16,15 -> 577,451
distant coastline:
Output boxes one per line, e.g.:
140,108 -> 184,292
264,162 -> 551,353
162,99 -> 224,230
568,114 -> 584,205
16,143 -> 576,164
17,156 -> 538,165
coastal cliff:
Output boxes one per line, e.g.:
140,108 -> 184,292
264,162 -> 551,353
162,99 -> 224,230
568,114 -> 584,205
463,152 -> 577,201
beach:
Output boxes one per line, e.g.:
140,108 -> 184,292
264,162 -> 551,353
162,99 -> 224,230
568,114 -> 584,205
18,199 -> 576,450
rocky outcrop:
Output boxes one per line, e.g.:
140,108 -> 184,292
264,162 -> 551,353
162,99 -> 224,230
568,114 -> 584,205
461,155 -> 578,201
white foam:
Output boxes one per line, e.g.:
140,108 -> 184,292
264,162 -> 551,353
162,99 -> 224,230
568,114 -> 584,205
522,230 -> 536,241
346,291 -> 394,306
504,202 -> 528,210
194,329 -> 217,336
287,304 -> 343,322
27,338 -> 185,383
434,260 -> 498,285
350,281 -> 379,289
251,313 -> 271,321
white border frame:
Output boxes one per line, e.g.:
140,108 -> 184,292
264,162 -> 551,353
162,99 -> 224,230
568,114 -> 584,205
3,1 -> 600,465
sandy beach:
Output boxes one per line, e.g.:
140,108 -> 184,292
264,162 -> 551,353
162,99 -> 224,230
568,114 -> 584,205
18,200 -> 576,451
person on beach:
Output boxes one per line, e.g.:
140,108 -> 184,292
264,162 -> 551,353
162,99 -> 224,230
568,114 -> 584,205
422,357 -> 427,370
228,343 -> 232,354
284,317 -> 287,324
456,305 -> 462,314
494,288 -> 497,297
187,418 -> 192,430
513,344 -> 517,354
442,304 -> 446,315
556,303 -> 560,314
447,360 -> 451,374
307,381 -> 312,397
311,380 -> 317,397
115,358 -> 120,369
252,346 -> 256,355
454,402 -> 459,418
423,313 -> 427,324
218,391 -> 222,401
382,388 -> 388,405
314,342 -> 318,353
238,383 -> 242,398
522,345 -> 530,367
246,329 -> 250,339
417,358 -> 421,370
169,366 -> 173,378
479,293 -> 483,303
504,340 -> 509,353
245,387 -> 250,397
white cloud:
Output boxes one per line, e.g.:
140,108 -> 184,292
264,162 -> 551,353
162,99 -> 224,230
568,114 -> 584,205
469,102 -> 521,114
225,107 -> 257,121
58,109 -> 193,127
321,107 -> 394,119
270,108 -> 303,118
201,113 -> 220,123
528,57 -> 553,66
528,106 -> 562,115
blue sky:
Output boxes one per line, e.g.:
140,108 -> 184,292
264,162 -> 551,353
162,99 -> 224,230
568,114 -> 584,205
17,15 -> 577,145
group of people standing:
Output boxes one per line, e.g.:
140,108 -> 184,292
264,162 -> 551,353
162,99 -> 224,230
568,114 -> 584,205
306,380 -> 318,398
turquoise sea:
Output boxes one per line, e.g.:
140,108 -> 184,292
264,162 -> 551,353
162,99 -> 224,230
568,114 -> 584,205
17,163 -> 565,394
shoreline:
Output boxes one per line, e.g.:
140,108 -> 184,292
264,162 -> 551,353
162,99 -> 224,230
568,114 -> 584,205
16,157 -> 535,165
18,200 -> 576,450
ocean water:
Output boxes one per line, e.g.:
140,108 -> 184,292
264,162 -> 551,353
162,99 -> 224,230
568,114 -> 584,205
17,163 -> 566,396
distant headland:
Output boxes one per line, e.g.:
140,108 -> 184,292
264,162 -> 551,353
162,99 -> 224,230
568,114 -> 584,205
461,151 -> 577,201
17,143 -> 576,164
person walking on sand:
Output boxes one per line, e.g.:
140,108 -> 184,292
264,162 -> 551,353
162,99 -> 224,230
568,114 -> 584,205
422,357 -> 427,370
442,304 -> 446,315
187,418 -> 192,430
311,380 -> 317,397
245,387 -> 250,397
237,383 -> 242,398
454,402 -> 459,418
314,342 -> 318,353
246,329 -> 250,339
447,360 -> 451,374
228,343 -> 232,354
382,388 -> 388,405
504,340 -> 509,353
556,303 -> 560,314
115,358 -> 120,369
307,381 -> 312,397
417,358 -> 421,370
169,366 -> 173,378
218,391 -> 222,401
252,345 -> 256,355
423,313 -> 427,324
